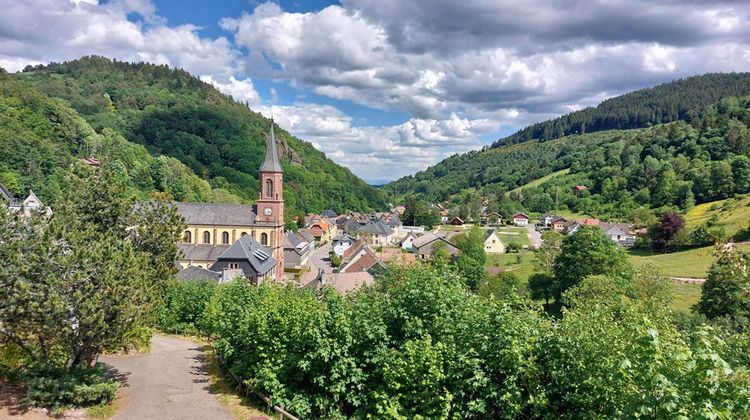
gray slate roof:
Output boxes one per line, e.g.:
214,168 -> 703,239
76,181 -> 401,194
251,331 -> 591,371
260,124 -> 283,173
175,202 -> 256,226
412,232 -> 445,248
180,244 -> 231,261
357,221 -> 394,236
0,182 -> 13,203
321,209 -> 338,218
176,266 -> 221,282
216,235 -> 277,275
284,231 -> 310,255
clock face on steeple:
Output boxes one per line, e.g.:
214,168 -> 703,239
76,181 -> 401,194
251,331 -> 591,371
264,207 -> 273,216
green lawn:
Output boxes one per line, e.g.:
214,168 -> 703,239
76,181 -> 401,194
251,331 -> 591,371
494,227 -> 531,247
510,168 -> 571,193
684,194 -> 750,238
628,243 -> 750,278
485,251 -> 536,283
672,283 -> 703,314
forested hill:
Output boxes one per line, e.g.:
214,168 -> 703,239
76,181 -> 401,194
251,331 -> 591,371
9,56 -> 386,216
496,73 -> 750,146
385,94 -> 750,221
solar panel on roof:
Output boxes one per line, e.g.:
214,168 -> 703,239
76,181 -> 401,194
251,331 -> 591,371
253,249 -> 269,260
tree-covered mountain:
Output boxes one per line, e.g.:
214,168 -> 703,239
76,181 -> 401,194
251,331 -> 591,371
386,92 -> 750,222
496,73 -> 750,146
7,56 -> 387,217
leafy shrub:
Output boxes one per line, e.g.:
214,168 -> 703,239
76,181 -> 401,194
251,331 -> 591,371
0,342 -> 30,381
157,280 -> 218,334
24,366 -> 119,409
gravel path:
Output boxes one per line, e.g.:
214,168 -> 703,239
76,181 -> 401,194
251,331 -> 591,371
101,335 -> 233,420
526,224 -> 543,249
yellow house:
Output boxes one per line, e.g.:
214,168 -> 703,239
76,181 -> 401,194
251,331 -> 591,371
483,229 -> 506,254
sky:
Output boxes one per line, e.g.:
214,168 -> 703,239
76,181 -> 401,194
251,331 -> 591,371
1,1 -> 749,184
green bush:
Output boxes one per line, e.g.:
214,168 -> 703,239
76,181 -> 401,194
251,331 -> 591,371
23,366 -> 119,409
0,342 -> 30,381
157,279 -> 218,334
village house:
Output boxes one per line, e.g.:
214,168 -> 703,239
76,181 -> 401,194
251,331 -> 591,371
483,229 -> 506,254
599,222 -> 637,247
283,231 -> 311,270
353,220 -> 395,246
1,185 -> 50,216
308,271 -> 375,294
412,233 -> 460,260
572,185 -> 588,195
339,240 -> 383,273
176,125 -> 285,280
551,217 -> 568,232
332,233 -> 358,257
400,231 -> 418,251
483,212 -> 502,226
209,235 -> 277,285
512,213 -> 530,227
449,216 -> 464,226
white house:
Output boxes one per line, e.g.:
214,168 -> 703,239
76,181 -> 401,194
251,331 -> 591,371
332,233 -> 358,257
512,213 -> 529,227
401,232 -> 418,251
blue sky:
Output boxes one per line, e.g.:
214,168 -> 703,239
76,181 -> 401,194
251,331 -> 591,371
1,1 -> 749,183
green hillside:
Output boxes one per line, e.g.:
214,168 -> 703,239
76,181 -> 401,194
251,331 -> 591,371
10,56 -> 387,216
496,72 -> 750,146
386,77 -> 750,220
0,68 -> 219,203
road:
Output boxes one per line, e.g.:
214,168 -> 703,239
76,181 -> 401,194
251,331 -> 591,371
310,242 -> 333,274
526,224 -> 542,249
101,335 -> 233,420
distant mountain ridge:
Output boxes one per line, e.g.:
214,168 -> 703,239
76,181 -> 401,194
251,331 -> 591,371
10,56 -> 387,217
495,73 -> 750,146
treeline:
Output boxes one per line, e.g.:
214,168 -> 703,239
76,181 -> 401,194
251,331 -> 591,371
497,72 -> 750,146
11,56 -> 387,216
160,234 -> 750,418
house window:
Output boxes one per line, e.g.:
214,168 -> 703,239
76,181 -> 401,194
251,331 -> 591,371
265,179 -> 273,199
492,240 -> 496,244
229,263 -> 239,269
222,232 -> 230,244
183,231 -> 192,243
261,232 -> 268,245
203,231 -> 211,244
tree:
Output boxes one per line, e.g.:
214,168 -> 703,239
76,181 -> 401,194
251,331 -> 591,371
478,272 -> 520,299
527,272 -> 555,310
552,226 -> 633,301
0,165 -> 183,370
650,212 -> 685,252
453,226 -> 487,290
534,230 -> 563,272
696,249 -> 750,329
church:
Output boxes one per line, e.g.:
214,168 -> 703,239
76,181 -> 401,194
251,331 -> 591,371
176,125 -> 285,283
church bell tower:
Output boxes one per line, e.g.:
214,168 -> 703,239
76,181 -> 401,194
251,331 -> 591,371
257,122 -> 285,280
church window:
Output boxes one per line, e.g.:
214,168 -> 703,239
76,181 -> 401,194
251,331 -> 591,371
241,232 -> 247,237
184,231 -> 192,243
261,232 -> 268,245
222,232 -> 230,244
265,179 -> 273,198
203,231 -> 211,244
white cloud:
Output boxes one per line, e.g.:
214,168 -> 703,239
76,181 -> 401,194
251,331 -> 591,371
200,75 -> 261,105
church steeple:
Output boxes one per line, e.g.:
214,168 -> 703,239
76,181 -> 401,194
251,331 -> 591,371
260,122 -> 283,173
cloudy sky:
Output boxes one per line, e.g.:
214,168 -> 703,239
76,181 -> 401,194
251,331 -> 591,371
1,0 -> 749,184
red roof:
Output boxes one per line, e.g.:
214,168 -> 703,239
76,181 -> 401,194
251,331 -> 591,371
512,213 -> 529,220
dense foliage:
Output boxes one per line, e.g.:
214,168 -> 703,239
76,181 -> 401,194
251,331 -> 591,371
387,81 -> 750,221
169,261 -> 749,418
0,165 -> 183,371
697,248 -> 750,330
12,56 -> 387,216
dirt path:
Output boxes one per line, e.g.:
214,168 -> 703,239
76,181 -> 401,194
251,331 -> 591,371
101,335 -> 233,420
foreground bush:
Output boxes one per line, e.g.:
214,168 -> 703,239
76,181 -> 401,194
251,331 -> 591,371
23,366 -> 119,410
157,280 -> 218,334
197,265 -> 750,418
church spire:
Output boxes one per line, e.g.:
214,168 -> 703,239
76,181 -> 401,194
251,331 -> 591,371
260,121 -> 283,173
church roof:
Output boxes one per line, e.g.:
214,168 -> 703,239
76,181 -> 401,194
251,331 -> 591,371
176,266 -> 222,282
260,124 -> 283,173
179,244 -> 232,261
175,202 -> 256,226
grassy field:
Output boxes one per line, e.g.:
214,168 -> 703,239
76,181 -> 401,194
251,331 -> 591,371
510,168 -> 571,193
684,194 -> 750,237
485,251 -> 537,283
672,283 -> 703,314
494,227 -> 531,247
628,243 -> 750,278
